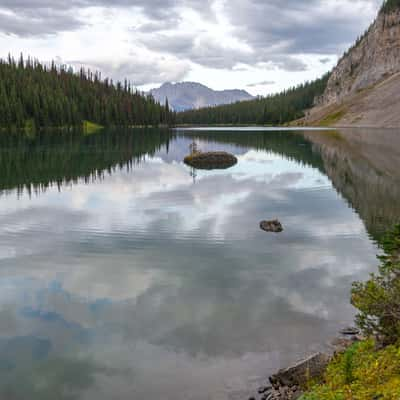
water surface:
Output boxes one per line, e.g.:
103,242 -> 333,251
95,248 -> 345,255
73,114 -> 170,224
0,127 -> 399,400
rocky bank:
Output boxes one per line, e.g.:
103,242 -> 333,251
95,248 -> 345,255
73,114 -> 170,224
247,329 -> 362,400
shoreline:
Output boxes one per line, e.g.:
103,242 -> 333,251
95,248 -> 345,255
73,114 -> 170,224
246,328 -> 362,400
175,123 -> 399,130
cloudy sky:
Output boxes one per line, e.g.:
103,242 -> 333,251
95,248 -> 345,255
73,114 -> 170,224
0,0 -> 381,95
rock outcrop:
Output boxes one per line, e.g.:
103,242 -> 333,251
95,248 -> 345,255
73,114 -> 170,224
269,353 -> 330,390
320,5 -> 400,106
183,151 -> 238,170
260,220 -> 283,233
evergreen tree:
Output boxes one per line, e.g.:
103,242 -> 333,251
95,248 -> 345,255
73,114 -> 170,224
381,0 -> 400,13
0,55 -> 175,130
176,73 -> 330,126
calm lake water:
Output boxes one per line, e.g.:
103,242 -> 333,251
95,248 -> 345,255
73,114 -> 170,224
0,127 -> 399,400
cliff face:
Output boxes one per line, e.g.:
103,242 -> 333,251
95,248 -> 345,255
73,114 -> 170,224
320,7 -> 400,105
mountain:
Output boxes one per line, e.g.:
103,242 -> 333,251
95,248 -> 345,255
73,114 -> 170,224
175,75 -> 329,125
303,1 -> 400,127
149,82 -> 254,111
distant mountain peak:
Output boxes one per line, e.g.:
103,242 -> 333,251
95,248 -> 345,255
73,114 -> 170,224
150,81 -> 254,111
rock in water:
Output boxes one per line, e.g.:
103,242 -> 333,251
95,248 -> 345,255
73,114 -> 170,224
340,327 -> 360,335
258,386 -> 272,394
184,151 -> 238,170
260,220 -> 283,233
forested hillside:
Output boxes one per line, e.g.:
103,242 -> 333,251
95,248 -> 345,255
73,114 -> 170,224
176,73 -> 330,125
0,55 -> 174,130
381,0 -> 400,13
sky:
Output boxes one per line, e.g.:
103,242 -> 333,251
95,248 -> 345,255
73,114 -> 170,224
0,0 -> 382,96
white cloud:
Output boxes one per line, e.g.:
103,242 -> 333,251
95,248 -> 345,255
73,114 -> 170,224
0,0 -> 382,94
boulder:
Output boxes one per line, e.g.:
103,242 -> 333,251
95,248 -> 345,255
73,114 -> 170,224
340,327 -> 360,335
258,386 -> 272,394
269,353 -> 330,389
331,337 -> 357,354
260,220 -> 283,233
184,151 -> 238,170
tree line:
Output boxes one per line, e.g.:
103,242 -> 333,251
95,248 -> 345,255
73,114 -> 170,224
381,0 -> 400,13
176,73 -> 330,126
0,54 -> 175,130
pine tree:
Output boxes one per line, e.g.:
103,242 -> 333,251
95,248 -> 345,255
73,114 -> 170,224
0,55 -> 175,130
176,73 -> 330,126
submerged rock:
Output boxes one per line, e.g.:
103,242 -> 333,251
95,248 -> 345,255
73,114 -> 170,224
184,151 -> 238,170
258,386 -> 272,394
260,220 -> 283,233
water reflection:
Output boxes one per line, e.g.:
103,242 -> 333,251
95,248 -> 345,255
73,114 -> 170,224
0,128 -> 398,399
0,128 -> 172,195
303,129 -> 400,239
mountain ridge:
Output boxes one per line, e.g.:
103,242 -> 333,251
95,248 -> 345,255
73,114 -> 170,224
150,81 -> 254,111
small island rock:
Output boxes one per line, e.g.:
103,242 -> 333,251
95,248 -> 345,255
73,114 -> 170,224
260,220 -> 283,233
184,151 -> 238,170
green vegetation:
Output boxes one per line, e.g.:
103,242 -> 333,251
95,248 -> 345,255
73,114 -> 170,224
83,120 -> 104,135
301,225 -> 400,400
176,73 -> 330,126
301,340 -> 400,400
352,225 -> 400,345
0,54 -> 174,130
381,0 -> 400,13
0,128 -> 172,194
319,109 -> 346,126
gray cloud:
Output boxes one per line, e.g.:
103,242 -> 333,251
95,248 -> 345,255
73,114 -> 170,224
319,57 -> 331,64
225,0 -> 381,55
68,57 -> 191,86
0,0 -> 383,83
130,0 -> 381,72
247,80 -> 276,87
0,7 -> 84,37
0,0 -> 213,36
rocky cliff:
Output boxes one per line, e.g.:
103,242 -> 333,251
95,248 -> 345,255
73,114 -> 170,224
320,4 -> 400,106
303,3 -> 400,127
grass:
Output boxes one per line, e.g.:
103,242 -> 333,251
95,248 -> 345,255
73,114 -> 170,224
318,109 -> 347,127
82,120 -> 104,135
301,339 -> 400,400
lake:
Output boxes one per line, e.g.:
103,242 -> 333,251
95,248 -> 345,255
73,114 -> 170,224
0,127 -> 399,400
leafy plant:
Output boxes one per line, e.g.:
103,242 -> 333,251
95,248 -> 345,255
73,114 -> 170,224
351,225 -> 400,345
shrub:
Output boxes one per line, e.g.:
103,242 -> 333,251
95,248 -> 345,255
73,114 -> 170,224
351,225 -> 400,345
301,340 -> 400,400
